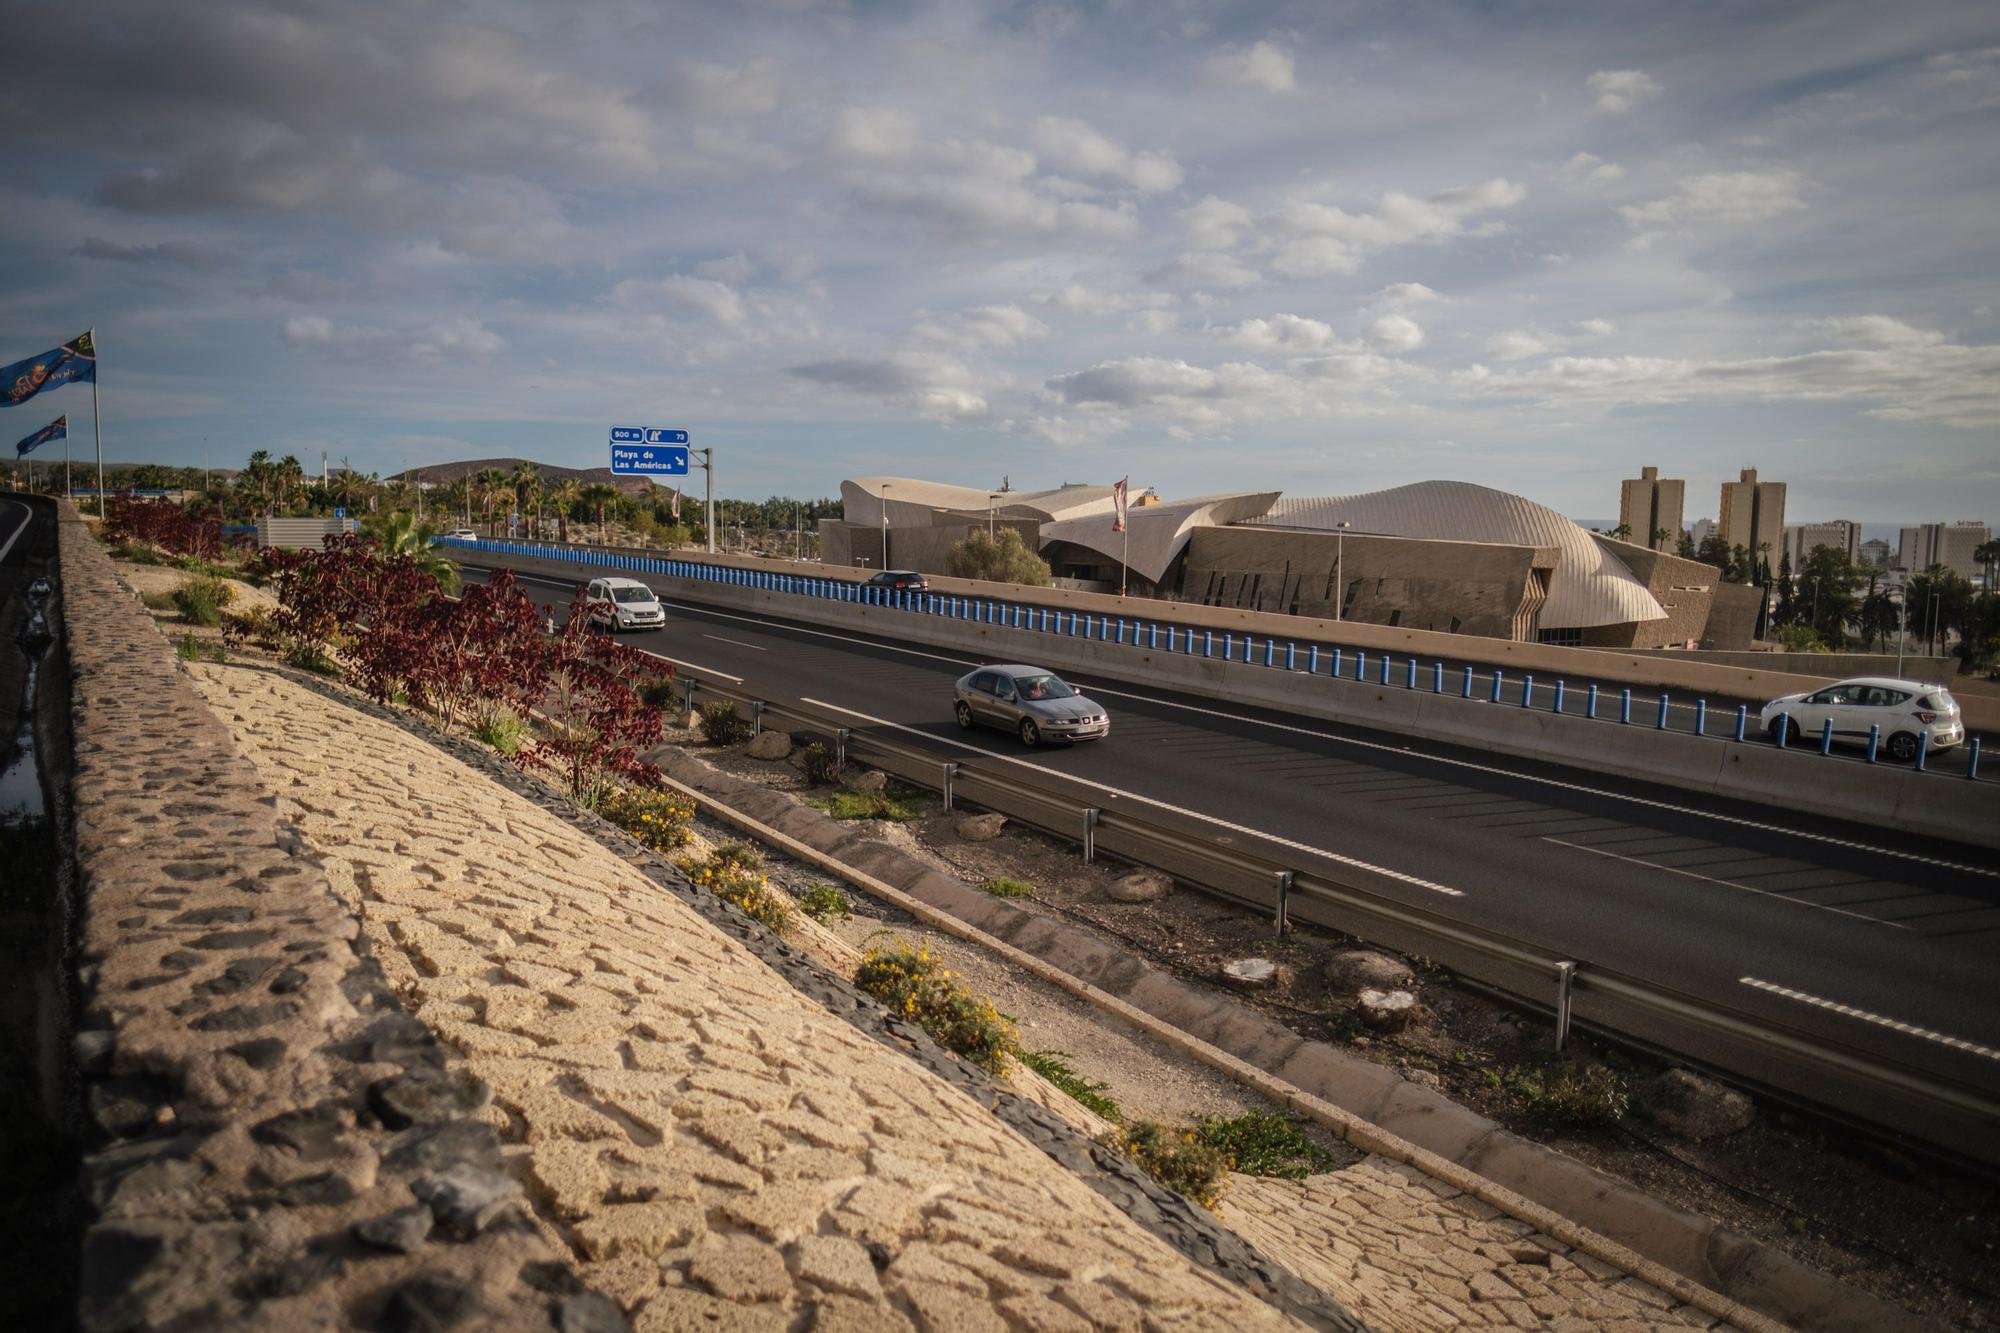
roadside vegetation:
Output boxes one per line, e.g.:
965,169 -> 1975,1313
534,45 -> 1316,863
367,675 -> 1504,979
944,528 -> 1051,586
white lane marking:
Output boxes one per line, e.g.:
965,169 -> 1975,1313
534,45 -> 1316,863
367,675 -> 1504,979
703,634 -> 767,652
1740,976 -> 2000,1062
474,564 -> 1995,880
799,695 -> 1465,898
0,501 -> 31,564
635,648 -> 741,684
1542,838 -> 1911,931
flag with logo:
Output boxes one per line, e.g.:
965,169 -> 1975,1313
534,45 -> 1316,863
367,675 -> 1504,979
2,330 -> 96,409
671,486 -> 682,520
15,414 -> 65,458
1111,476 -> 1128,533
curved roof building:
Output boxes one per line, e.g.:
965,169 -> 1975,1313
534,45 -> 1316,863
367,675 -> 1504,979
1257,481 -> 1665,630
842,477 -> 1117,529
1038,492 -> 1282,584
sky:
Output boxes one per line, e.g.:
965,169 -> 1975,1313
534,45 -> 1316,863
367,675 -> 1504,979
2,0 -> 1997,525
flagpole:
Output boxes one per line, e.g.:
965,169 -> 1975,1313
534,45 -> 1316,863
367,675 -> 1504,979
91,326 -> 105,517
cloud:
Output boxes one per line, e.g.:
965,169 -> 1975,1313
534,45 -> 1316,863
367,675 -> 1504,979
1180,195 -> 1255,251
1045,356 -> 1283,409
1203,40 -> 1297,93
1266,178 -> 1526,276
98,131 -> 363,214
285,314 -> 505,363
1153,251 -> 1263,288
1619,170 -> 1805,229
910,303 -> 1050,348
1576,318 -> 1616,337
1558,151 -> 1624,185
1587,69 -> 1662,114
828,107 -> 1138,241
613,275 -> 748,329
1034,283 -> 1176,319
1486,330 -> 1551,360
1370,282 -> 1443,310
72,236 -> 223,270
1031,117 -> 1183,192
1370,314 -> 1425,353
1216,314 -> 1346,352
787,353 -> 989,422
1454,319 -> 2000,427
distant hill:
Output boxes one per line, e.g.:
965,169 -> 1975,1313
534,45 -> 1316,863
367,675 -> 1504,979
390,457 -> 658,497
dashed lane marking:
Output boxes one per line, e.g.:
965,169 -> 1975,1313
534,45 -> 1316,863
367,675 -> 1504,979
702,634 -> 767,652
1740,976 -> 2000,1062
799,695 -> 1465,898
635,648 -> 740,684
1543,838 -> 1911,930
472,566 -> 1996,881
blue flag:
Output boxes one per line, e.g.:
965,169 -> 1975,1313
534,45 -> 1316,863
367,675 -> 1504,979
15,414 -> 65,458
2,330 -> 95,409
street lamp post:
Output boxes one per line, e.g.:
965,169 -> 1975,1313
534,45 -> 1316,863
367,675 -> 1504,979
988,493 -> 1000,541
879,483 -> 891,570
1334,521 -> 1351,622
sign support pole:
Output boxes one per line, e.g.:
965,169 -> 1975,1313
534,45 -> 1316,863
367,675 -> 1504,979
91,327 -> 105,517
701,447 -> 715,554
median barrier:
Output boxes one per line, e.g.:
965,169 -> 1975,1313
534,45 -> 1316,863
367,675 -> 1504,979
450,547 -> 2000,848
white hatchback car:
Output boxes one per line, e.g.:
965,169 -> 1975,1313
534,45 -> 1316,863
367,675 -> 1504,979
1758,676 -> 1963,761
585,577 -> 665,633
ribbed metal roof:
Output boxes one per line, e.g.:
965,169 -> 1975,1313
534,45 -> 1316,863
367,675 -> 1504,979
1259,481 -> 1664,629
1038,491 -> 1282,583
843,477 -> 1117,527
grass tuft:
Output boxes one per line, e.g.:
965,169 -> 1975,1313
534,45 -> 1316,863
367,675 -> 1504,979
797,885 -> 851,924
1020,1051 -> 1122,1122
1194,1110 -> 1338,1180
981,877 -> 1034,899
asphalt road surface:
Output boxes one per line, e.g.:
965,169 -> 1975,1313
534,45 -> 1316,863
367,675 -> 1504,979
467,561 -> 2000,1113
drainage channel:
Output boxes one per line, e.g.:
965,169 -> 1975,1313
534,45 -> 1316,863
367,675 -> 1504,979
0,568 -> 82,1330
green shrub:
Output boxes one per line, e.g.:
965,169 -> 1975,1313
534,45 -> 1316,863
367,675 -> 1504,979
174,633 -> 227,663
172,574 -> 236,626
680,846 -> 792,934
709,841 -> 763,873
981,876 -> 1033,899
640,680 -> 681,709
1500,1062 -> 1630,1130
597,784 -> 696,852
110,540 -> 165,565
797,885 -> 851,924
140,590 -> 176,612
1021,1051 -> 1122,1122
854,944 -> 1016,1075
284,640 -> 341,675
798,741 -> 845,786
223,605 -> 281,648
471,707 -> 529,755
1116,1120 -> 1231,1209
1194,1111 -> 1338,1180
697,699 -> 752,745
810,789 -> 925,821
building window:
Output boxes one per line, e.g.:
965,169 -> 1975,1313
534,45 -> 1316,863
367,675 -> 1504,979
1387,609 -> 1402,627
1537,627 -> 1583,647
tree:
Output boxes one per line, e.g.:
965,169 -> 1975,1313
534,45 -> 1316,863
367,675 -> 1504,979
548,478 -> 583,542
945,529 -> 1050,586
1797,544 -> 1860,649
369,509 -> 461,593
1857,574 -> 1899,651
1607,522 -> 1633,541
1773,550 -> 1799,628
510,463 -> 543,539
1976,538 -> 2000,593
580,482 -> 619,542
1675,530 -> 1697,560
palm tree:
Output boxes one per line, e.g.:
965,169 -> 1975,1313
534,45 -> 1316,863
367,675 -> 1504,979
373,510 -> 460,593
1976,538 -> 2000,593
580,483 -> 619,542
510,462 -> 543,539
489,493 -> 515,539
549,478 -> 583,542
472,467 -> 510,535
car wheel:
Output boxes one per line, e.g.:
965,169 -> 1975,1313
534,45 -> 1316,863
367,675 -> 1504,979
1886,731 -> 1919,763
1767,716 -> 1801,745
955,701 -> 975,730
1019,718 -> 1040,748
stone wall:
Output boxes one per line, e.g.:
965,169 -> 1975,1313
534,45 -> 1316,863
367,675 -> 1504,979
54,504 -> 620,1331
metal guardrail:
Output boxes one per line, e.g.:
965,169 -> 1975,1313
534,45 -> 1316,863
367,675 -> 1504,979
441,536 -> 1990,782
668,666 -> 2000,1170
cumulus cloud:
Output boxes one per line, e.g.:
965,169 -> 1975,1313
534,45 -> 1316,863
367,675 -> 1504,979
1031,117 -> 1183,192
1558,151 -> 1624,185
1486,330 -> 1551,360
1577,318 -> 1617,337
1620,170 -> 1805,229
1370,282 -> 1443,309
787,353 -> 989,422
1034,283 -> 1176,320
1370,314 -> 1425,353
1266,178 -> 1526,276
1045,356 -> 1284,408
1153,251 -> 1264,289
910,303 -> 1050,348
1455,318 -> 2000,427
1180,195 -> 1255,251
1587,69 -> 1662,114
284,314 -> 505,363
72,236 -> 223,270
613,275 -> 748,328
1216,314 -> 1346,352
1202,40 -> 1296,93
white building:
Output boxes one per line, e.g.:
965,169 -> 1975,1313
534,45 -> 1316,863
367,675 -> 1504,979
1781,520 -> 1860,571
1896,521 -> 1991,580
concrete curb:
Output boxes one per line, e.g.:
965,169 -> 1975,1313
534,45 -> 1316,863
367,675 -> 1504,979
649,746 -> 1932,1333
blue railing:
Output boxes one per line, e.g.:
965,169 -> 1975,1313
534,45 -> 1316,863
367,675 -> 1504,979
436,538 -> 1990,782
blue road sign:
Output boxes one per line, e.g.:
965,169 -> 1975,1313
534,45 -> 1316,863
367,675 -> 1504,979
334,507 -> 346,519
610,426 -> 644,443
610,444 -> 690,476
644,428 -> 689,445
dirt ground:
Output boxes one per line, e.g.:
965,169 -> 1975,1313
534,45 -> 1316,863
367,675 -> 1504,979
689,731 -> 2000,1331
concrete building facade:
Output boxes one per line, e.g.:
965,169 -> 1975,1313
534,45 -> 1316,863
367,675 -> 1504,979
1782,520 -> 1860,571
1859,538 -> 1892,570
1717,468 -> 1786,572
1619,466 -> 1685,551
1896,521 -> 1991,580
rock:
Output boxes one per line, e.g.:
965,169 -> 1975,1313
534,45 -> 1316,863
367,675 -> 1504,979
847,769 -> 888,793
355,1204 -> 435,1254
557,1292 -> 632,1333
1356,988 -> 1420,1032
1327,950 -> 1414,994
377,1271 -> 480,1332
1220,958 -> 1293,990
1638,1068 -> 1754,1140
744,729 -> 792,761
368,1070 -> 493,1129
955,813 -> 1006,841
1506,1244 -> 1552,1266
1106,870 -> 1173,903
413,1163 -> 522,1237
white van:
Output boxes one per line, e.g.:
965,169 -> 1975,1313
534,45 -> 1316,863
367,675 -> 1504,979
585,577 -> 665,633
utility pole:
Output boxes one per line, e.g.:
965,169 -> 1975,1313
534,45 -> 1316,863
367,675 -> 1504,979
879,483 -> 891,569
694,448 -> 716,553
1334,521 -> 1350,621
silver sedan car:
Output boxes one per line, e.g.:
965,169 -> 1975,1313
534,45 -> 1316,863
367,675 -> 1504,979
954,664 -> 1110,747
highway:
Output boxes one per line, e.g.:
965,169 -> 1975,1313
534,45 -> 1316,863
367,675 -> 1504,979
465,558 -> 2000,1120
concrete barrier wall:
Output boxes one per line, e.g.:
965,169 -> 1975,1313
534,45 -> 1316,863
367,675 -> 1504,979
478,538 -> 2000,733
457,548 -> 1999,849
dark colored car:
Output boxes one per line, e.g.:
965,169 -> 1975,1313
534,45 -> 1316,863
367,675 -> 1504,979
864,569 -> 929,592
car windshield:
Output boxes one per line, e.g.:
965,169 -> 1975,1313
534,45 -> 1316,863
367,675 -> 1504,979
1012,673 -> 1075,701
613,586 -> 655,604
